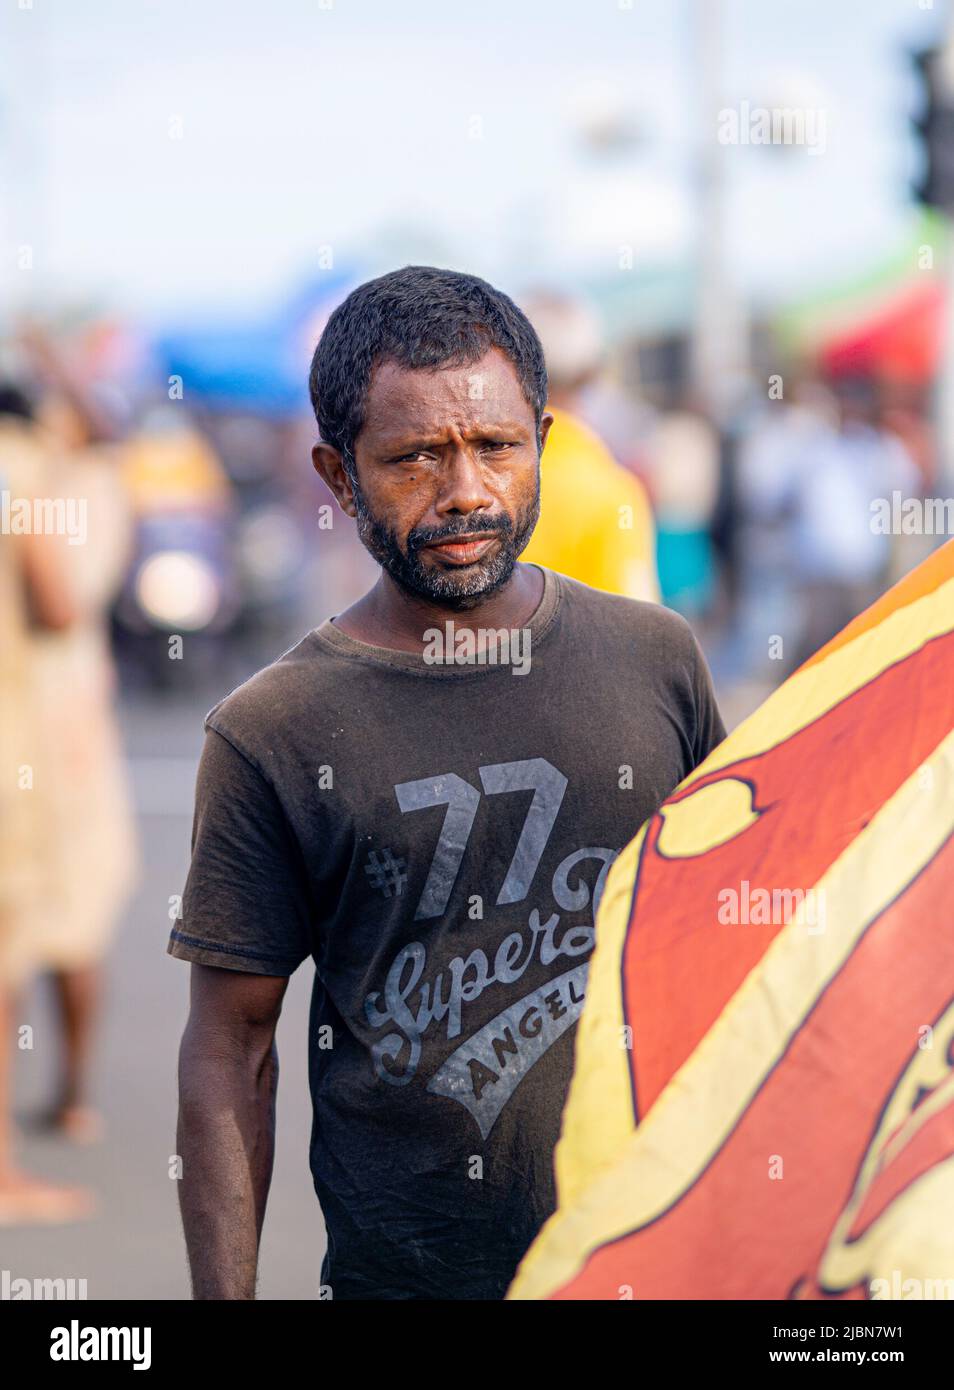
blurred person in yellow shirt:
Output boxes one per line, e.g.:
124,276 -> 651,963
519,292 -> 659,602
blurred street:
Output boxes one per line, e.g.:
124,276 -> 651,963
7,687 -> 326,1300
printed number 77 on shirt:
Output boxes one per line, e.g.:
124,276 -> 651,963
394,758 -> 568,921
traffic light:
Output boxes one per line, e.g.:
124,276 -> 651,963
912,47 -> 954,212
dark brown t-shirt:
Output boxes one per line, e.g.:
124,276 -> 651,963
169,565 -> 725,1299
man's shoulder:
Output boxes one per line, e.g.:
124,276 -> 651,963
203,629 -> 341,758
554,570 -> 693,651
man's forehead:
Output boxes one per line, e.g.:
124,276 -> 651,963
361,348 -> 531,436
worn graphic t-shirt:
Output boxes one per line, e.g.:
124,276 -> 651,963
168,566 -> 725,1299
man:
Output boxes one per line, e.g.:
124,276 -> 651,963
171,266 -> 725,1300
518,291 -> 659,602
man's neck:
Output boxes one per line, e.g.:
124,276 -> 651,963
332,563 -> 544,654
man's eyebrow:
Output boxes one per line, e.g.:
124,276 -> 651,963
377,435 -> 444,455
374,421 -> 533,453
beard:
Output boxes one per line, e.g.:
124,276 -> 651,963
352,478 -> 540,612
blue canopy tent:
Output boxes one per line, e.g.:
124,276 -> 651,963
153,268 -> 358,418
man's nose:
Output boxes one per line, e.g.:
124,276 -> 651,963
434,445 -> 495,516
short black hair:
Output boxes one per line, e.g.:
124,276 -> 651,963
309,265 -> 548,470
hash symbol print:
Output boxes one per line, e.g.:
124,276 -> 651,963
364,848 -> 408,898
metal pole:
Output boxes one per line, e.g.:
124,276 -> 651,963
690,0 -> 745,422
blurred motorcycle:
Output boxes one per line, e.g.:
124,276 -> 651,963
112,409 -> 239,688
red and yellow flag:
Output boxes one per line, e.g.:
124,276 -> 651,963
509,542 -> 954,1301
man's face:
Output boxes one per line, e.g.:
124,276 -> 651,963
330,348 -> 550,610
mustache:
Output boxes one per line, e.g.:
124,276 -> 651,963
407,514 -> 514,553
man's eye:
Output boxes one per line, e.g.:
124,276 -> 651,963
394,452 -> 426,464
482,441 -> 513,453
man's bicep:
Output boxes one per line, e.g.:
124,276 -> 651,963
169,728 -> 313,977
186,961 -> 289,1037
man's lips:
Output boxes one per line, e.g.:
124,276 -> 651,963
421,533 -> 498,565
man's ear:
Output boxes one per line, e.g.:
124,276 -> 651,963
313,442 -> 357,518
538,411 -> 554,455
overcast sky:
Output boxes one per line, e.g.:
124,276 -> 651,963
0,0 -> 945,323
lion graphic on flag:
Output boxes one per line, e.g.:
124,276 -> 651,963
509,541 -> 954,1301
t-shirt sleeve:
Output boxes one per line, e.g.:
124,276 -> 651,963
688,631 -> 727,768
168,726 -> 313,976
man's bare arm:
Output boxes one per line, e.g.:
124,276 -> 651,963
176,963 -> 289,1300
